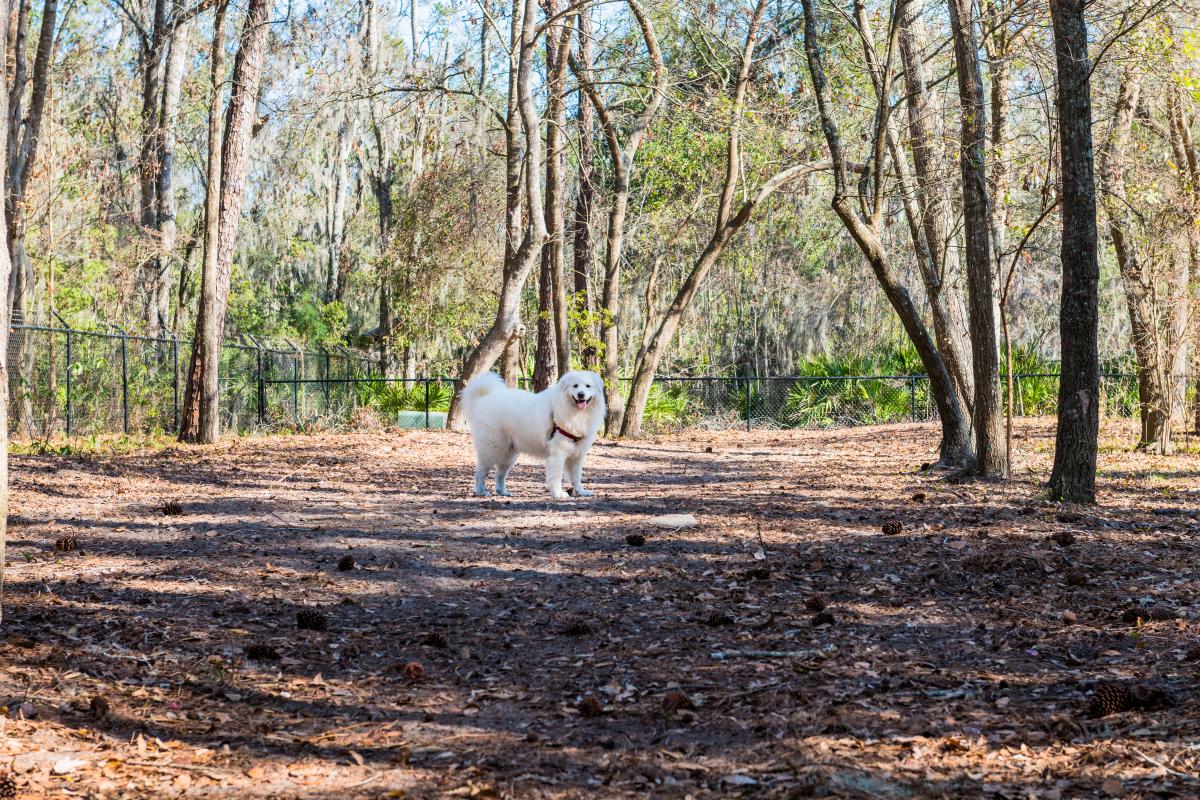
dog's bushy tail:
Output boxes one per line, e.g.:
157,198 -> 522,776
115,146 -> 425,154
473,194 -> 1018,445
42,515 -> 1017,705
462,372 -> 505,418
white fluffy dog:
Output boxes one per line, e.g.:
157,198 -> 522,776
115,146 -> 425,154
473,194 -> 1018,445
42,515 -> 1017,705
462,370 -> 606,499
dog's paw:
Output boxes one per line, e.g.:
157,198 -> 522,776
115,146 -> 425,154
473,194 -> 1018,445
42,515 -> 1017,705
473,489 -> 492,497
548,490 -> 567,500
496,489 -> 513,497
573,488 -> 595,497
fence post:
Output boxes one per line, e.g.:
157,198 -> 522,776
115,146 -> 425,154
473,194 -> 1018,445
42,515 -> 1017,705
321,346 -> 331,415
118,328 -> 130,434
64,326 -> 73,436
425,378 -> 431,429
909,375 -> 917,422
745,377 -> 752,432
293,354 -> 300,423
256,347 -> 265,425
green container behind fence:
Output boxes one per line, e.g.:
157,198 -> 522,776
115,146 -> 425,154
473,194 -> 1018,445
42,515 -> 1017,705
396,410 -> 447,429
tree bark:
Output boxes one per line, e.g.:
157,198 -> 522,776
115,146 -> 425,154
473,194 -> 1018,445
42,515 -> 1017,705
533,3 -> 572,391
150,10 -> 191,338
5,0 -> 57,438
180,0 -> 227,436
896,3 -> 973,415
622,0 -> 770,437
0,0 -> 13,626
801,0 -> 971,466
570,0 -> 666,433
1099,78 -> 1173,453
947,0 -> 1006,475
445,0 -> 548,429
571,6 -> 597,369
179,0 -> 268,443
1047,0 -> 1100,503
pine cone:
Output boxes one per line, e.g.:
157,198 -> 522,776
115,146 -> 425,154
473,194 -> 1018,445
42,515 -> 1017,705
1121,606 -> 1176,625
812,610 -> 836,627
561,621 -> 593,637
337,554 -> 356,572
296,609 -> 328,632
625,533 -> 646,547
1063,570 -> 1087,587
1088,683 -> 1131,717
244,643 -> 281,661
0,773 -> 15,800
88,696 -> 110,721
1050,530 -> 1076,546
423,631 -> 448,648
745,566 -> 770,581
577,695 -> 603,718
54,535 -> 78,553
661,690 -> 696,714
881,519 -> 903,536
705,611 -> 734,627
160,500 -> 184,516
805,595 -> 827,612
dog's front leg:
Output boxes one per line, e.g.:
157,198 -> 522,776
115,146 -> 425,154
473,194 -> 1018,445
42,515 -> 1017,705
544,454 -> 567,499
474,463 -> 491,497
567,455 -> 593,497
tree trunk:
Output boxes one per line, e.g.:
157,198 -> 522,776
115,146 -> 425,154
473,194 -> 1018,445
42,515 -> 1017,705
533,3 -> 571,391
801,0 -> 971,465
6,0 -> 56,438
571,6 -> 596,369
179,0 -> 268,444
1100,78 -> 1172,453
623,0 -> 768,437
947,0 -> 1006,475
180,0 -> 227,436
445,0 -> 548,429
0,0 -> 12,627
326,114 -> 352,303
896,3 -> 973,414
151,11 -> 191,338
1047,0 -> 1100,503
571,0 -> 665,433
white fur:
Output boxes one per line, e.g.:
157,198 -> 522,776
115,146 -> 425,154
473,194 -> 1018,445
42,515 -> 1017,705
462,370 -> 606,499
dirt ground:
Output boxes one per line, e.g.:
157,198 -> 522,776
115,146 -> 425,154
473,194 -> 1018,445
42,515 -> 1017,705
1,419 -> 1199,799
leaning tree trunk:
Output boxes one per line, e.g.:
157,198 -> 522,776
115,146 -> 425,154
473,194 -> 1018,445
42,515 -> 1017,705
571,0 -> 665,433
0,0 -> 15,625
1100,78 -> 1172,453
445,0 -> 548,429
801,0 -> 971,465
179,0 -> 268,444
1047,0 -> 1100,503
948,0 -> 1006,475
896,2 -> 974,408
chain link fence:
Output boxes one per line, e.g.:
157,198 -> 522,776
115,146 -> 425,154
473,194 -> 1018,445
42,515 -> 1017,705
6,322 -> 379,438
5,321 -> 1194,437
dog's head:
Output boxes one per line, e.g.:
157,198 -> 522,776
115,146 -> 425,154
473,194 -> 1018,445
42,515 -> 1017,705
559,370 -> 603,412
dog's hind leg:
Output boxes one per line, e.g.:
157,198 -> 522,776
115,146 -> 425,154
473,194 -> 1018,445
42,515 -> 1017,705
494,449 -> 517,497
566,455 -> 593,497
473,461 -> 491,496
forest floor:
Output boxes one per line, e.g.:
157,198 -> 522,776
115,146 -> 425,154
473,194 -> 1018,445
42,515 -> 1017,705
1,419 -> 1199,799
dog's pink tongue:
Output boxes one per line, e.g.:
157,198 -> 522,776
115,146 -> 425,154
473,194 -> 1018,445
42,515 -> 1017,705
576,400 -> 588,409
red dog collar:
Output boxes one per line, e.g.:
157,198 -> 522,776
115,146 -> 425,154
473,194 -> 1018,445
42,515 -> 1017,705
550,423 -> 582,443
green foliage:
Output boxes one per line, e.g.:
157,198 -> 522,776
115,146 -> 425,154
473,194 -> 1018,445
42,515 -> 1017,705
356,380 -> 453,416
641,383 -> 690,428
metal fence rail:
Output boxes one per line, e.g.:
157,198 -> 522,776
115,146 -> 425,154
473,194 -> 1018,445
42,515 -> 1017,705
5,322 -> 1192,437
